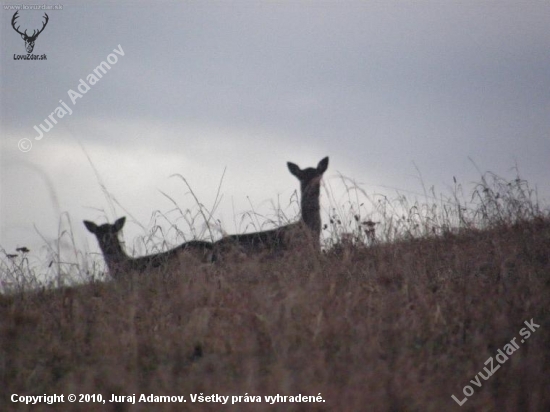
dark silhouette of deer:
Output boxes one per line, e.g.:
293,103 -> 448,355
11,11 -> 49,53
84,217 -> 212,279
213,157 -> 329,257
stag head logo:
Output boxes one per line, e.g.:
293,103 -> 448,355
11,11 -> 49,54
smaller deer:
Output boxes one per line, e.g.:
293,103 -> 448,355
213,157 -> 329,257
84,217 -> 212,279
11,11 -> 49,54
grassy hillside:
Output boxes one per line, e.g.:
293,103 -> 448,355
1,176 -> 549,411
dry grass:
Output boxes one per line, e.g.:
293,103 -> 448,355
1,172 -> 549,411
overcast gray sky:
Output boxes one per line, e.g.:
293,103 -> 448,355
1,1 -> 549,270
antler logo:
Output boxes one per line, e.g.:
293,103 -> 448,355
11,11 -> 49,54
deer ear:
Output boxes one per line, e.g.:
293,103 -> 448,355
287,162 -> 302,178
21,34 -> 25,40
113,217 -> 126,232
317,157 -> 329,174
83,221 -> 97,234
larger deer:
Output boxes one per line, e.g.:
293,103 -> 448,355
11,11 -> 49,54
213,157 -> 329,257
84,217 -> 213,279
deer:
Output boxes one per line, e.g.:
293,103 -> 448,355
213,157 -> 329,258
84,217 -> 213,279
11,11 -> 49,54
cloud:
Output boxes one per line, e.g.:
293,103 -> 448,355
1,1 -> 549,262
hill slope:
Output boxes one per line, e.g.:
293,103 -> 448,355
1,218 -> 549,411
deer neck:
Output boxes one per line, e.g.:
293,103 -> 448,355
300,182 -> 321,236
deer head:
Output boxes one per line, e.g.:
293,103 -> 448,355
83,217 -> 127,262
11,11 -> 49,54
287,157 -> 329,198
